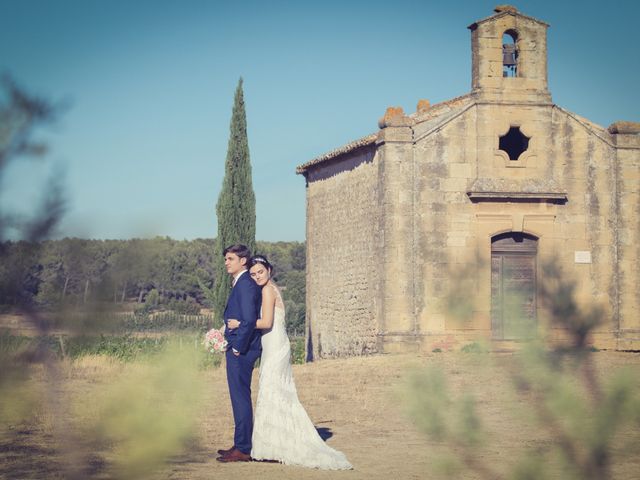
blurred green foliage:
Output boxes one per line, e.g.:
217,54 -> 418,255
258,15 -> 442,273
0,75 -> 221,479
0,329 -> 222,367
72,343 -> 205,479
406,264 -> 640,480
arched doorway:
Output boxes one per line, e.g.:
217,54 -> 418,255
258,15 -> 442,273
491,232 -> 537,339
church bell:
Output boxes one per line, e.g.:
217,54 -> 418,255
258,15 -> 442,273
502,44 -> 517,66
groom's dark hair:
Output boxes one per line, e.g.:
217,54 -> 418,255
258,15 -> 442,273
223,244 -> 252,264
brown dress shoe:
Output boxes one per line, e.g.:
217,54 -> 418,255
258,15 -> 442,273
217,446 -> 235,456
217,448 -> 252,463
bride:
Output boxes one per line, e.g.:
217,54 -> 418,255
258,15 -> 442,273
227,255 -> 352,470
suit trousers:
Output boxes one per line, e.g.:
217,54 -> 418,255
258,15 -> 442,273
226,347 -> 261,454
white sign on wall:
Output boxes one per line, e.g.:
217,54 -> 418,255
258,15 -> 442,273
574,251 -> 592,264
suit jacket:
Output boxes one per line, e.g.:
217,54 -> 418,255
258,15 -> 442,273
223,271 -> 262,354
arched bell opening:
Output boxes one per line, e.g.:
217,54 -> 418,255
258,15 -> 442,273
502,30 -> 518,77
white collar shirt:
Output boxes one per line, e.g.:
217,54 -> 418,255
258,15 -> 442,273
232,269 -> 247,287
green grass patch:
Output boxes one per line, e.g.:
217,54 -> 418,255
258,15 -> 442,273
0,330 -> 221,367
1,330 -> 303,367
460,342 -> 488,353
291,336 -> 305,364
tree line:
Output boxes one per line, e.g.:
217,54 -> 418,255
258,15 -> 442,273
0,237 -> 306,334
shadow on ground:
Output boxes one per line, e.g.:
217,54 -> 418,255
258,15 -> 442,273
0,429 -> 105,479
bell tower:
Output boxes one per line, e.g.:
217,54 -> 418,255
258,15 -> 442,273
468,5 -> 552,103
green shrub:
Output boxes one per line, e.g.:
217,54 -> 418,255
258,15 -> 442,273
290,336 -> 305,364
0,330 -> 33,355
167,297 -> 200,315
133,302 -> 154,315
145,289 -> 160,307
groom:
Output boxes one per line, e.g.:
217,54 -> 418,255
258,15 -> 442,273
217,244 -> 262,463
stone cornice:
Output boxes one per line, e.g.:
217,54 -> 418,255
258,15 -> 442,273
412,102 -> 476,144
554,106 -> 615,147
467,191 -> 567,202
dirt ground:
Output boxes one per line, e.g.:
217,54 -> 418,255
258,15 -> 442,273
168,352 -> 640,480
2,351 -> 639,480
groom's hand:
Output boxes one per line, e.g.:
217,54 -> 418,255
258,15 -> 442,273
232,349 -> 240,357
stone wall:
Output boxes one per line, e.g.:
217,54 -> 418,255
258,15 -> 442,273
305,146 -> 380,358
414,107 -> 479,350
299,6 -> 639,355
409,101 -> 625,349
548,109 -> 619,347
614,128 -> 640,349
302,101 -> 637,355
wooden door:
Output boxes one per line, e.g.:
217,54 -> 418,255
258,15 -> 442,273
491,233 -> 537,340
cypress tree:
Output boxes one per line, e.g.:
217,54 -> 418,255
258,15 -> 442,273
213,78 -> 256,321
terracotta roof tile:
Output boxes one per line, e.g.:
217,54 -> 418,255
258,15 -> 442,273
296,133 -> 378,174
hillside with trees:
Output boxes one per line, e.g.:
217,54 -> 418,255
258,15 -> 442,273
0,238 -> 306,334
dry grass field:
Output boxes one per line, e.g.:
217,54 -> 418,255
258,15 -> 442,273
2,351 -> 639,480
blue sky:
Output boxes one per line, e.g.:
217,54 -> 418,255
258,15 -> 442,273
1,0 -> 638,242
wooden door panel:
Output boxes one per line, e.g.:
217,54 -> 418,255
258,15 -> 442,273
491,255 -> 503,338
491,253 -> 536,340
502,255 -> 536,339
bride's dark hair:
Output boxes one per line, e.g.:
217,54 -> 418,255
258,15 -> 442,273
249,254 -> 274,274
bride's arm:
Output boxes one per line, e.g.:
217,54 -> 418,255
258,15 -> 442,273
227,286 -> 276,330
255,286 -> 276,329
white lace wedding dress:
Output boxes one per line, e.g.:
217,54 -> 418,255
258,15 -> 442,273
251,284 -> 352,470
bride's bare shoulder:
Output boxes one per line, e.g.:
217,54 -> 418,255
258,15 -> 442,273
262,283 -> 277,302
268,282 -> 285,308
268,282 -> 284,298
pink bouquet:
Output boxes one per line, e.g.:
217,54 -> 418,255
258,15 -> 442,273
204,327 -> 227,353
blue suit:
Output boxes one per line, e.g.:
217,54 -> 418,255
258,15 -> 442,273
223,270 -> 262,455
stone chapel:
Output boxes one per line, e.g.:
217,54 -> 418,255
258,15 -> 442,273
296,5 -> 639,358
